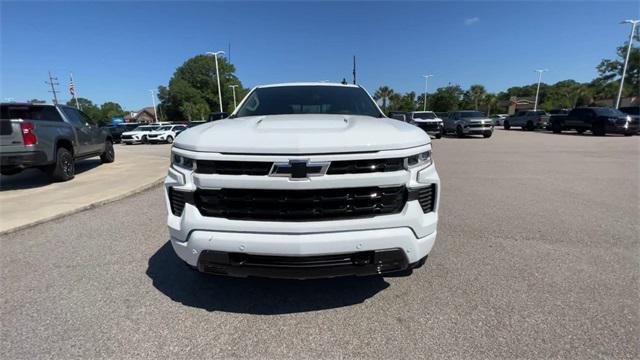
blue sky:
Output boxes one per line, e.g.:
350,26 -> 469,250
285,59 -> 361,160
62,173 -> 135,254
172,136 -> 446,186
1,1 -> 637,110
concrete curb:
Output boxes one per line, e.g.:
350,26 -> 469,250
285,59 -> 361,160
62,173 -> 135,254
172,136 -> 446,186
0,177 -> 165,236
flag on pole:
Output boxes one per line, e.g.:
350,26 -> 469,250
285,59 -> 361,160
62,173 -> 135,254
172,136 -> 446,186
69,73 -> 81,110
69,76 -> 75,97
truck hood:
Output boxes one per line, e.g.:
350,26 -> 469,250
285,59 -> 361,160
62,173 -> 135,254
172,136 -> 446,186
174,114 -> 430,154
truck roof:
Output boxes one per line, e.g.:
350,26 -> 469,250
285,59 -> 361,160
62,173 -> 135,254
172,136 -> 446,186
256,82 -> 360,89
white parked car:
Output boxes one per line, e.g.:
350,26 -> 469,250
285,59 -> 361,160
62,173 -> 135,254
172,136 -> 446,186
165,82 -> 441,279
491,114 -> 509,126
121,125 -> 160,144
147,124 -> 187,144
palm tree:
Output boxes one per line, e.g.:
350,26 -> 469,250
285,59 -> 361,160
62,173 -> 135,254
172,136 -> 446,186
374,86 -> 395,112
468,84 -> 487,110
484,93 -> 498,116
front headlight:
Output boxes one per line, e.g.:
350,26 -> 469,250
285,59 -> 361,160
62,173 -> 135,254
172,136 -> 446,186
172,151 -> 195,170
405,150 -> 432,169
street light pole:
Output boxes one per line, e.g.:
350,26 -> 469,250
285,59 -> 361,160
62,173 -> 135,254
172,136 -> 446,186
533,69 -> 548,111
229,85 -> 239,109
423,74 -> 433,111
149,89 -> 159,123
616,19 -> 639,109
206,51 -> 225,113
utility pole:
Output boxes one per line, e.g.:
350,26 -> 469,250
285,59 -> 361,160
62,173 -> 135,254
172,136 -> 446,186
533,69 -> 548,111
46,71 -> 60,105
229,85 -> 239,109
353,56 -> 356,84
616,19 -> 639,109
149,89 -> 159,123
206,51 -> 226,113
423,74 -> 433,111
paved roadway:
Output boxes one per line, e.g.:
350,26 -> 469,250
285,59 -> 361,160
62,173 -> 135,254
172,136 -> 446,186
1,130 -> 638,359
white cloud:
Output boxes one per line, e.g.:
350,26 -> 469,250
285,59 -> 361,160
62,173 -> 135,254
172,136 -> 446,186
464,17 -> 480,26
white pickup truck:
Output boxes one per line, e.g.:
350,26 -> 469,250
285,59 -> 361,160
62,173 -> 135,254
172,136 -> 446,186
164,83 -> 440,279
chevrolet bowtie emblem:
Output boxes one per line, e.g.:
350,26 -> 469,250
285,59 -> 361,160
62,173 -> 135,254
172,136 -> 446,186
269,160 -> 330,179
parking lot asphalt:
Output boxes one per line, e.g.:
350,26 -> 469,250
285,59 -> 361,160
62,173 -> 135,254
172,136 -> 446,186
1,130 -> 638,359
0,143 -> 171,234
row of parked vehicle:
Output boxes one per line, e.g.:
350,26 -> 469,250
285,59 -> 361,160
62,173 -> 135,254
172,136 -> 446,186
102,122 -> 204,145
500,106 -> 639,136
389,110 -> 494,138
390,105 -> 639,138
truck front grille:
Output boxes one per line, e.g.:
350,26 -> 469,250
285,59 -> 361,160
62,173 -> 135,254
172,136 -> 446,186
196,160 -> 273,175
195,158 -> 405,176
193,186 -> 407,221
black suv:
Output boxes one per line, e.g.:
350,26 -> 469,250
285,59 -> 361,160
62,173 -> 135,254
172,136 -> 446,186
551,107 -> 637,136
102,123 -> 138,143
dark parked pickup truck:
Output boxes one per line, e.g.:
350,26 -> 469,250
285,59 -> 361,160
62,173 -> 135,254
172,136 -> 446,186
1,103 -> 115,181
550,107 -> 637,136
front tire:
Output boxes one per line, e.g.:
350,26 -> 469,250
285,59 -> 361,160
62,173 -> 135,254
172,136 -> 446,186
48,147 -> 75,182
100,140 -> 115,163
552,122 -> 562,134
503,120 -> 511,130
483,131 -> 492,138
141,135 -> 149,144
526,121 -> 535,131
576,128 -> 585,134
592,124 -> 606,136
166,136 -> 174,144
456,125 -> 464,138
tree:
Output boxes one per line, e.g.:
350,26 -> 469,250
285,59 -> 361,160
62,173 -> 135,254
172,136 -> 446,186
100,102 -> 126,122
483,93 -> 498,116
30,99 -> 46,104
466,84 -> 487,110
159,54 -> 246,121
373,86 -> 395,112
430,85 -> 464,112
388,91 -> 417,112
596,34 -> 640,98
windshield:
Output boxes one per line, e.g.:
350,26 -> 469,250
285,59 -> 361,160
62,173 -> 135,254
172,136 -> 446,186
234,86 -> 383,118
157,126 -> 172,131
594,108 -> 625,117
460,111 -> 485,118
413,112 -> 436,119
620,107 -> 639,115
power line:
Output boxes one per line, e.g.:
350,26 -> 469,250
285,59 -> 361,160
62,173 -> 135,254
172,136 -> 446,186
45,71 -> 60,105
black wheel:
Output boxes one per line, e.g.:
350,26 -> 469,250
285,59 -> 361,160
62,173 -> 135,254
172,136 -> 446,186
100,140 -> 115,163
503,120 -> 511,130
576,128 -> 585,134
166,136 -> 174,144
624,132 -> 633,137
552,122 -> 562,134
142,135 -> 149,144
526,121 -> 535,131
592,124 -> 606,136
48,147 -> 75,182
456,125 -> 464,138
483,131 -> 492,138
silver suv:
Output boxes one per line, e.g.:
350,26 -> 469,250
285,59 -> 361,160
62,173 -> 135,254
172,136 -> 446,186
504,110 -> 549,130
0,103 -> 114,181
444,111 -> 493,138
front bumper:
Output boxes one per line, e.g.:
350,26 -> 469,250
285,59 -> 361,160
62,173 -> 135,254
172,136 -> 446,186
196,248 -> 418,279
464,125 -> 494,134
414,122 -> 443,136
165,146 -> 440,278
